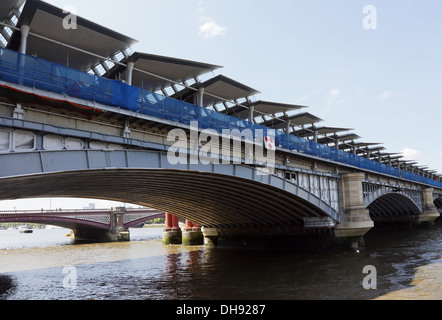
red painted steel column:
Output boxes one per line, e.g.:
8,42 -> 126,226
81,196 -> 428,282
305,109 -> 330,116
163,213 -> 182,245
165,213 -> 173,230
172,214 -> 180,230
184,219 -> 193,231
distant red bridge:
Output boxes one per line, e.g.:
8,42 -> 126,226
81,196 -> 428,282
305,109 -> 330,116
0,208 -> 165,241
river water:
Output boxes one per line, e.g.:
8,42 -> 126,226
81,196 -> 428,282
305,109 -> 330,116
0,223 -> 441,301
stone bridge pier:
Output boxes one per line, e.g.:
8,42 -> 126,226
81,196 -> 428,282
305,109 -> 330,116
71,207 -> 130,242
335,173 -> 374,249
421,188 -> 440,224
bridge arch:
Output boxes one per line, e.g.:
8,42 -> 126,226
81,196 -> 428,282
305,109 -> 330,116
0,149 -> 340,228
366,191 -> 423,222
434,196 -> 442,214
434,196 -> 442,207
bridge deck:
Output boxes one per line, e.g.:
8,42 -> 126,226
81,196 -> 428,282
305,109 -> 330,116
0,47 -> 440,189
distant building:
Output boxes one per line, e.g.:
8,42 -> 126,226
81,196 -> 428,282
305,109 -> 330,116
83,203 -> 96,210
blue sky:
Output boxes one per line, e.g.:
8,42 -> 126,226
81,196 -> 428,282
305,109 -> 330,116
2,0 -> 442,210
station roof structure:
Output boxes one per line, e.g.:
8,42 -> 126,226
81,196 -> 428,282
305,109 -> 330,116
7,0 -> 138,72
287,112 -> 324,127
223,100 -> 307,120
340,141 -> 383,153
317,133 -> 361,147
293,126 -> 352,139
393,160 -> 418,168
379,153 -> 403,160
351,142 -> 384,149
376,153 -> 404,165
103,51 -> 222,93
172,74 -> 260,108
361,146 -> 387,157
400,160 -> 418,165
260,112 -> 323,130
0,0 -> 24,21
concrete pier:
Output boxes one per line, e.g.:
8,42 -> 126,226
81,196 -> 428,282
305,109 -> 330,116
335,173 -> 374,250
182,220 -> 204,246
163,213 -> 182,245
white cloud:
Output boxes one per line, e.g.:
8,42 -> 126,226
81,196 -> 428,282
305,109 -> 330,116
379,91 -> 392,100
197,0 -> 205,13
295,83 -> 333,104
356,89 -> 367,96
401,148 -> 421,160
329,88 -> 339,97
199,18 -> 226,39
196,3 -> 226,39
320,88 -> 348,117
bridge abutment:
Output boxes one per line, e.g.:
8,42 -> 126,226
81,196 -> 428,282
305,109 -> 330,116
202,227 -> 219,247
182,220 -> 204,246
335,173 -> 374,249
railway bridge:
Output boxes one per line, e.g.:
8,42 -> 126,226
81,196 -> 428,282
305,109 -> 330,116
0,0 -> 440,248
0,207 -> 164,241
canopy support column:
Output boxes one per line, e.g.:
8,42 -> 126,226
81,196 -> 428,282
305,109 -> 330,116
197,87 -> 205,108
249,105 -> 255,123
285,120 -> 291,134
126,61 -> 134,86
19,25 -> 30,54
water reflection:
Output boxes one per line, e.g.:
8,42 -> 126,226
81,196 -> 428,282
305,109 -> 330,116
0,225 -> 441,300
161,247 -> 205,299
0,274 -> 14,299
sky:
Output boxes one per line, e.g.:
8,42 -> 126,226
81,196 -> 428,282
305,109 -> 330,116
1,0 -> 442,210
